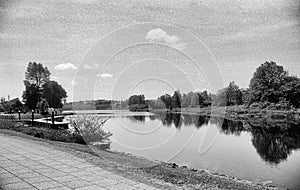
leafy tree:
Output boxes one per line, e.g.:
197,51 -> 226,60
160,94 -> 173,109
197,92 -> 205,107
128,95 -> 146,105
172,90 -> 181,109
241,88 -> 251,106
12,98 -> 23,111
37,98 -> 49,116
23,62 -> 51,109
249,61 -> 288,104
24,62 -> 51,88
22,84 -> 41,110
248,61 -> 300,108
215,82 -> 243,106
42,81 -> 67,108
0,97 -> 10,112
281,76 -> 300,107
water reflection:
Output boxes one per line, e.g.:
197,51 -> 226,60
249,123 -> 300,165
128,113 -> 300,165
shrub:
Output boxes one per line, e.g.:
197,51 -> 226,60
67,115 -> 112,144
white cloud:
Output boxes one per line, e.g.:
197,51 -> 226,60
55,63 -> 77,71
98,73 -> 113,78
145,28 -> 186,50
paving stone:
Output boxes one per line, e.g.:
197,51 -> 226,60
94,179 -> 120,187
0,172 -> 15,179
0,134 -> 168,190
0,176 -> 23,185
1,182 -> 34,190
17,172 -> 42,179
31,180 -> 64,190
23,176 -> 52,184
106,183 -> 138,190
47,187 -> 73,190
75,185 -> 106,190
42,171 -> 68,178
52,175 -> 78,183
62,180 -> 92,189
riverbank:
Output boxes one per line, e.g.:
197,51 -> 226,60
0,128 -> 281,190
151,106 -> 300,123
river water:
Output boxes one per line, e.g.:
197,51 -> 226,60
70,111 -> 300,189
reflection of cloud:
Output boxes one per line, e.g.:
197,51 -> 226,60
145,28 -> 186,50
55,63 -> 77,70
98,73 -> 113,78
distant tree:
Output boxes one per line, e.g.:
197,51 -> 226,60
241,88 -> 251,106
22,84 -> 41,110
197,92 -> 205,107
281,76 -> 300,107
0,97 -> 10,112
201,90 -> 209,103
181,94 -> 189,108
227,82 -> 243,105
12,98 -> 23,111
23,62 -> 50,109
128,94 -> 147,111
172,90 -> 181,109
42,81 -> 67,108
160,94 -> 173,109
24,62 -> 51,88
37,98 -> 49,116
249,61 -> 288,104
215,82 -> 243,106
128,95 -> 146,105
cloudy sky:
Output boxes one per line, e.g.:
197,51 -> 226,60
0,0 -> 299,101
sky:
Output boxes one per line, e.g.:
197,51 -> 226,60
0,0 -> 299,101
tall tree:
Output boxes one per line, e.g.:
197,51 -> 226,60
160,94 -> 173,109
23,62 -> 51,109
249,61 -> 288,104
281,76 -> 300,107
24,62 -> 50,88
215,82 -> 243,106
22,84 -> 41,110
172,90 -> 182,108
42,81 -> 67,108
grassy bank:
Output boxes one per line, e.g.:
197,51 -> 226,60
0,120 -> 85,144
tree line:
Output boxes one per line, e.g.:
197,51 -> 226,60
128,61 -> 300,110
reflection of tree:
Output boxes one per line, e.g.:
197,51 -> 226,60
210,118 -> 300,165
127,115 -> 146,122
158,113 -> 209,129
248,122 -> 300,165
172,113 -> 182,129
220,119 -> 244,136
196,115 -> 209,128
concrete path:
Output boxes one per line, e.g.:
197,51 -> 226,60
0,134 -> 159,190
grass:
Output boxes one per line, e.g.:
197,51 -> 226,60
0,115 -> 112,146
0,119 -> 85,144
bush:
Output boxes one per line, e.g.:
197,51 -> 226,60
67,115 -> 112,144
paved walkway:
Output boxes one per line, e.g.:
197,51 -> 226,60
0,134 -> 159,190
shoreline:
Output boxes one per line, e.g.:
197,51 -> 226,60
150,106 -> 300,123
0,129 -> 282,190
